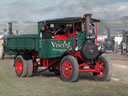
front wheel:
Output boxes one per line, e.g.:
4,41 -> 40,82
60,55 -> 79,82
93,56 -> 112,81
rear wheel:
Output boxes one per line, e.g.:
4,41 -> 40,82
93,56 -> 112,81
26,60 -> 33,77
60,55 -> 79,82
15,55 -> 28,77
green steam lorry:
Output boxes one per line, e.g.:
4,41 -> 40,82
7,14 -> 112,82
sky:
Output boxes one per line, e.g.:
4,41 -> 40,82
0,0 -> 128,22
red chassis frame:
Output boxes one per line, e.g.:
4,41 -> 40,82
32,51 -> 102,73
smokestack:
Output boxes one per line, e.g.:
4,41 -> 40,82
84,14 -> 92,39
107,28 -> 111,38
4,29 -> 7,32
16,30 -> 18,35
8,22 -> 13,35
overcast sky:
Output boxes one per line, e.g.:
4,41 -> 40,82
0,0 -> 128,22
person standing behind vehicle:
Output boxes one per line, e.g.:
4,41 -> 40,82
40,24 -> 52,39
45,24 -> 53,39
40,25 -> 46,39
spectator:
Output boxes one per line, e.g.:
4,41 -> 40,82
40,24 -> 52,39
40,25 -> 46,39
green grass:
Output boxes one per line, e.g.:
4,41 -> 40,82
0,54 -> 128,96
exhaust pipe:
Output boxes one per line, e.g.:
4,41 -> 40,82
107,28 -> 111,38
84,14 -> 92,39
8,22 -> 13,35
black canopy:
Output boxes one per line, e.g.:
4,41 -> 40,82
38,17 -> 100,24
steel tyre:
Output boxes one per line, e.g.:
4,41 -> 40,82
60,55 -> 79,82
14,55 -> 28,77
26,60 -> 33,77
93,56 -> 112,81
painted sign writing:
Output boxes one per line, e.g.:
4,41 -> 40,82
51,41 -> 72,50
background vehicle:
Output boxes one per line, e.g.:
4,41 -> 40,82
0,38 -> 4,59
103,28 -> 118,53
0,22 -> 15,59
121,31 -> 128,55
7,14 -> 112,82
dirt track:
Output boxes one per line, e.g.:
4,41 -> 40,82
0,53 -> 128,96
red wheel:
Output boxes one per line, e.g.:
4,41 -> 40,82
16,59 -> 23,75
95,61 -> 106,77
93,56 -> 112,81
60,55 -> 79,82
14,55 -> 28,77
62,60 -> 73,78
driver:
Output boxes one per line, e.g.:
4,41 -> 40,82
55,25 -> 65,35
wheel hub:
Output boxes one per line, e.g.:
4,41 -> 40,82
16,59 -> 23,75
96,61 -> 106,77
65,68 -> 69,71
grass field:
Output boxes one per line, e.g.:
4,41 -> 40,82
0,53 -> 128,96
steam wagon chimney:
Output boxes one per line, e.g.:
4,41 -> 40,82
84,14 -> 92,39
8,22 -> 13,35
107,28 -> 111,38
4,28 -> 7,32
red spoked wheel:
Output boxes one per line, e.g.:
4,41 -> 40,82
96,61 -> 106,78
16,59 -> 23,75
60,55 -> 79,82
15,55 -> 28,77
62,60 -> 73,78
93,56 -> 112,81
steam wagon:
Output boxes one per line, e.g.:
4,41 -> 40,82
0,22 -> 15,59
7,14 -> 112,82
121,31 -> 128,55
103,28 -> 118,53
